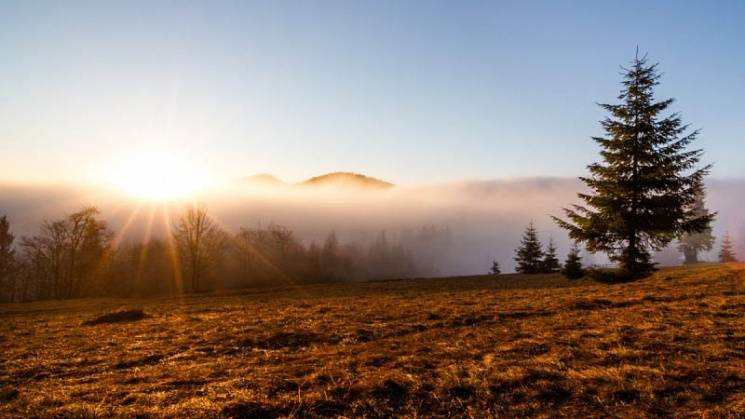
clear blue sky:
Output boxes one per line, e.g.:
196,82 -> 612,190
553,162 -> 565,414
1,0 -> 743,185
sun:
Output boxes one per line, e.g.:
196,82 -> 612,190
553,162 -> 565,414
107,149 -> 211,201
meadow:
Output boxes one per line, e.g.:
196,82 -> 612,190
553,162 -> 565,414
2,263 -> 745,417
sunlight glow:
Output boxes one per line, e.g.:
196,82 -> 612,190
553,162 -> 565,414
107,148 -> 212,201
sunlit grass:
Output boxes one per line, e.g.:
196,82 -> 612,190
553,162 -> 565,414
1,264 -> 745,416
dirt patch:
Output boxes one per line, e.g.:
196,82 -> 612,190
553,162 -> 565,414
222,402 -> 287,418
371,379 -> 409,405
83,309 -> 147,325
114,354 -> 164,370
242,332 -> 324,350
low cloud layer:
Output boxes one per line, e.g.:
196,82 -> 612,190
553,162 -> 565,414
2,177 -> 744,275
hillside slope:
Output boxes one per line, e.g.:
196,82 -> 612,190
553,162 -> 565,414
2,264 -> 745,416
300,171 -> 393,189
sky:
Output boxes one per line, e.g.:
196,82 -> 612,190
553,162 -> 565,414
1,0 -> 743,186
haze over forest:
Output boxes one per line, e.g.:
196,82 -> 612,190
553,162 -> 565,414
2,173 -> 744,275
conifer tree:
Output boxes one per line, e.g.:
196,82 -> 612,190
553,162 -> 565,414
554,52 -> 713,279
489,260 -> 501,275
677,192 -> 715,264
0,216 -> 15,300
514,222 -> 543,274
562,243 -> 585,280
541,238 -> 561,273
719,233 -> 738,263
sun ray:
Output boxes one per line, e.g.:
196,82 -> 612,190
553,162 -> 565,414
110,203 -> 143,249
132,204 -> 158,290
161,202 -> 185,295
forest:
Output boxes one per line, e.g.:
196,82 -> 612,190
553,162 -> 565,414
0,206 -> 423,302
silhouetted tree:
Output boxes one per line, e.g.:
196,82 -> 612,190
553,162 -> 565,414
65,207 -> 112,297
231,223 -> 306,285
28,221 -> 66,298
173,205 -> 222,292
554,52 -> 713,279
489,260 -> 501,275
18,237 -> 47,300
19,207 -> 111,299
541,238 -> 561,273
0,216 -> 15,301
367,231 -> 416,279
719,233 -> 738,263
109,239 -> 177,296
306,241 -> 323,281
514,222 -> 544,274
562,243 -> 585,279
403,225 -> 453,277
677,192 -> 715,264
321,232 -> 340,281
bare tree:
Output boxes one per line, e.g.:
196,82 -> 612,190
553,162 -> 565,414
64,207 -> 112,297
231,223 -> 305,285
19,236 -> 48,300
19,207 -> 111,299
173,205 -> 222,292
38,220 -> 67,298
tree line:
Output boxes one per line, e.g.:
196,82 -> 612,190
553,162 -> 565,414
493,51 -> 736,281
508,192 -> 738,281
508,221 -> 584,279
0,206 -> 418,302
549,51 -> 726,279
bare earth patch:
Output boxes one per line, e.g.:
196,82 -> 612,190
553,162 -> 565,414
2,264 -> 745,417
82,309 -> 147,326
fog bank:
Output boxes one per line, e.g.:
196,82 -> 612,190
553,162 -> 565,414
2,177 -> 744,275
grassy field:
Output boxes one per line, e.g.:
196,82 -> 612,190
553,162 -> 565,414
2,264 -> 745,417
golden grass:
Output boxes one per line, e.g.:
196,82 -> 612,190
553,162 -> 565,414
2,264 -> 745,417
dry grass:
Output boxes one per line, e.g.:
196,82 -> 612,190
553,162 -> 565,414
2,264 -> 745,417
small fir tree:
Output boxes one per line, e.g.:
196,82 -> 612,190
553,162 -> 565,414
489,260 -> 501,275
562,243 -> 585,279
514,222 -> 544,274
677,192 -> 715,264
541,238 -> 561,273
719,233 -> 738,263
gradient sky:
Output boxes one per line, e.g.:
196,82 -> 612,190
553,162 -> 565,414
1,0 -> 743,185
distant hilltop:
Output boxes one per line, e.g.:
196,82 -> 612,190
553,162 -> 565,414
301,172 -> 394,189
239,171 -> 394,189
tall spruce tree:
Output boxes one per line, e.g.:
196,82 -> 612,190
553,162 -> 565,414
541,238 -> 561,273
677,192 -> 715,264
719,233 -> 738,263
514,222 -> 544,274
554,52 -> 713,279
562,243 -> 585,279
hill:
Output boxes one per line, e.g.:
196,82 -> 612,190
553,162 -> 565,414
237,172 -> 394,190
2,264 -> 745,416
300,172 -> 394,189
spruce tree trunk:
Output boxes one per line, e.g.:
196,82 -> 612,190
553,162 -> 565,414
683,248 -> 698,264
